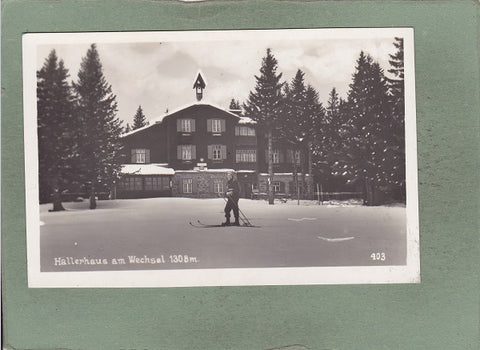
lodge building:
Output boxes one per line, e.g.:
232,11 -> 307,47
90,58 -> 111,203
117,72 -> 312,199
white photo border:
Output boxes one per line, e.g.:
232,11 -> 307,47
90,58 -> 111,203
23,28 -> 419,288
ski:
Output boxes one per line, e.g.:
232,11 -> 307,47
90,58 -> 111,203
189,220 -> 260,228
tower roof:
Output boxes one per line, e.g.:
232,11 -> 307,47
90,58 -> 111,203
192,71 -> 206,89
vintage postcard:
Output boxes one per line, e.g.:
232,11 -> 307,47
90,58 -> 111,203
23,28 -> 419,287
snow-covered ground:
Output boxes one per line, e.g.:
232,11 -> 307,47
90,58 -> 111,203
40,197 -> 406,271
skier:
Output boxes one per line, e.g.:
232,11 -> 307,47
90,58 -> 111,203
222,171 -> 241,226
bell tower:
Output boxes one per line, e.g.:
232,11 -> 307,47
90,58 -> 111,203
193,71 -> 206,102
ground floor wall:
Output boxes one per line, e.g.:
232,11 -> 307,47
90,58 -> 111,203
117,171 -> 314,199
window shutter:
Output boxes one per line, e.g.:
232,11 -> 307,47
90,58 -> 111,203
207,119 -> 212,132
177,145 -> 182,160
280,181 -> 285,193
191,145 -> 196,160
191,119 -> 196,132
177,119 -> 182,132
131,149 -> 136,163
279,150 -> 285,163
220,119 -> 226,132
265,150 -> 269,162
207,145 -> 213,160
146,149 -> 150,163
220,145 -> 227,160
235,126 -> 239,136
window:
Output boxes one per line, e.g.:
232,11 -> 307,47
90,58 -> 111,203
272,149 -> 280,164
182,146 -> 192,160
120,177 -> 143,191
287,150 -> 301,164
294,150 -> 301,164
131,149 -> 149,163
236,149 -> 256,163
213,179 -> 224,194
144,177 -> 170,191
183,179 -> 193,193
208,119 -> 225,133
235,126 -> 256,136
177,145 -> 196,161
208,145 -> 226,160
212,145 -> 222,160
212,119 -> 222,133
272,181 -> 281,193
181,119 -> 191,132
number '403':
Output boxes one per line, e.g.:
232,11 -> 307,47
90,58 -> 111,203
371,252 -> 386,261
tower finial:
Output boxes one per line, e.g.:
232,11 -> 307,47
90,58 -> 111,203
193,71 -> 206,101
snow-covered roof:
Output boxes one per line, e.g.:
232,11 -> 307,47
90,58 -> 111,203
238,116 -> 256,125
121,163 -> 175,176
175,168 -> 235,173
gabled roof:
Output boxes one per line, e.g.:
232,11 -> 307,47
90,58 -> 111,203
121,101 -> 254,138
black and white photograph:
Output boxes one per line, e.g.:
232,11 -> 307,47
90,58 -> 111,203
23,29 -> 419,287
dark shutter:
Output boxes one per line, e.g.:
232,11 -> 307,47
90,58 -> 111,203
207,119 -> 212,132
177,145 -> 182,160
220,119 -> 226,132
235,126 -> 239,136
191,119 -> 196,132
177,119 -> 181,132
131,149 -> 136,163
207,145 -> 213,160
220,145 -> 227,160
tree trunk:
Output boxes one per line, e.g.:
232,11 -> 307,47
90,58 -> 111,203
308,141 -> 313,199
50,176 -> 65,212
89,179 -> 97,209
293,153 -> 299,205
364,177 -> 375,206
267,129 -> 274,205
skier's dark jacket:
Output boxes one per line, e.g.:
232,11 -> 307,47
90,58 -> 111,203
226,178 -> 240,201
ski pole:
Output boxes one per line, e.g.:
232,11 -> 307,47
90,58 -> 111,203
222,196 -> 248,226
224,194 -> 252,226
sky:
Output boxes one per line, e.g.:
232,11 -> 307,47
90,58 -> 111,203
37,32 -> 399,127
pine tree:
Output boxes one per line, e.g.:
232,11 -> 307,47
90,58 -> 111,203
124,123 -> 132,133
303,84 -> 325,197
37,50 -> 76,211
333,51 -> 394,205
229,98 -> 241,110
73,44 -> 124,209
132,105 -> 148,130
243,48 -> 284,204
387,37 -> 406,200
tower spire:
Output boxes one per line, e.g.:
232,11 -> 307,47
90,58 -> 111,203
193,71 -> 206,101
